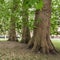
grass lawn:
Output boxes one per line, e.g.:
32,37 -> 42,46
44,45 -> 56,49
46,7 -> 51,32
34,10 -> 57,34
0,40 -> 60,60
52,40 -> 60,52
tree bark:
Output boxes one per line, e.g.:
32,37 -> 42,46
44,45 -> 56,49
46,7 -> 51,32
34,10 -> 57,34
28,0 -> 57,54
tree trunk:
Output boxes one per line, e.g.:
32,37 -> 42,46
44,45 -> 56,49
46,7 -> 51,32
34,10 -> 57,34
21,0 -> 30,44
8,0 -> 18,41
21,10 -> 30,44
28,0 -> 57,54
8,16 -> 18,41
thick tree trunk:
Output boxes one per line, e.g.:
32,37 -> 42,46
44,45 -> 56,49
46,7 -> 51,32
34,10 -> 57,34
21,0 -> 30,44
28,0 -> 57,54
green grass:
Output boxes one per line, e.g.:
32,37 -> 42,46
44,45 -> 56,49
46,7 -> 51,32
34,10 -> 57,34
52,40 -> 60,51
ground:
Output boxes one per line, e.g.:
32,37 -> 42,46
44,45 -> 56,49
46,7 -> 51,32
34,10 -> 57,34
0,41 -> 60,60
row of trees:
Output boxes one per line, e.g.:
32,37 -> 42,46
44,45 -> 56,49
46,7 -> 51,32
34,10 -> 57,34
0,0 -> 60,35
0,0 -> 59,54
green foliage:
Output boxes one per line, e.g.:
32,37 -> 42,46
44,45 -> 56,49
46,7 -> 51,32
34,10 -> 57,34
35,0 -> 43,10
22,0 -> 43,10
0,0 -> 60,35
50,0 -> 60,34
0,0 -> 4,4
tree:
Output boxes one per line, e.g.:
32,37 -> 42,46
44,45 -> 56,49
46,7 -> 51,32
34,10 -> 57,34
8,0 -> 19,41
21,0 -> 43,43
0,0 -> 10,35
28,0 -> 57,54
21,0 -> 30,43
50,0 -> 60,35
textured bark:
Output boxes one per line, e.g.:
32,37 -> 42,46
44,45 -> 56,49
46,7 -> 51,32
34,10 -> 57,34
21,0 -> 30,44
28,0 -> 57,54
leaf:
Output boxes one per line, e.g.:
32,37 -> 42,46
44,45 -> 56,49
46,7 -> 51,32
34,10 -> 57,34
35,0 -> 43,10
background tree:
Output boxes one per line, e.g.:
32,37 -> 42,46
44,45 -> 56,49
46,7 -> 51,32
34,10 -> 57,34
21,0 -> 44,43
8,0 -> 19,41
0,0 -> 10,35
51,0 -> 60,35
21,0 -> 30,43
